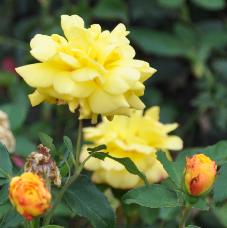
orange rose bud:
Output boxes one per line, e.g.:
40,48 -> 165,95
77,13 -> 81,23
9,172 -> 51,220
184,154 -> 217,196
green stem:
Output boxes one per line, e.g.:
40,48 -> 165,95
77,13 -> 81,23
43,170 -> 80,225
24,220 -> 33,228
179,206 -> 192,228
43,119 -> 83,225
75,119 -> 83,169
31,218 -> 40,228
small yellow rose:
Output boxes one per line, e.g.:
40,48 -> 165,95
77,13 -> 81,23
9,172 -> 51,220
184,154 -> 217,196
80,106 -> 183,189
16,15 -> 156,122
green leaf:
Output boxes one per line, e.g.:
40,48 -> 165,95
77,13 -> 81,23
87,145 -> 107,153
0,179 -> 9,185
0,207 -> 23,228
15,136 -> 36,157
0,203 -> 11,220
157,151 -> 181,187
0,71 -> 16,87
191,0 -> 225,10
41,226 -> 64,228
59,136 -> 75,177
93,0 -> 127,22
0,143 -> 12,178
0,184 -> 9,205
191,198 -> 209,211
213,164 -> 227,203
139,207 -> 159,225
212,58 -> 227,77
64,175 -> 115,228
123,184 -> 182,208
63,136 -> 74,160
160,207 -> 179,221
38,133 -> 57,156
186,225 -> 201,228
212,203 -> 227,227
158,0 -> 184,8
130,28 -> 189,57
176,140 -> 227,168
90,151 -> 148,185
0,84 -> 28,130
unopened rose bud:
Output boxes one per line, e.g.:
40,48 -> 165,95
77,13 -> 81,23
9,172 -> 51,220
184,154 -> 217,196
24,144 -> 61,187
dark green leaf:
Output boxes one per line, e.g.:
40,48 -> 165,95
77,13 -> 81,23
191,198 -> 209,210
0,84 -> 28,130
158,0 -> 184,8
212,58 -> 227,77
59,136 -> 75,177
191,0 -> 225,10
41,226 -> 64,228
139,207 -> 159,225
0,184 -> 9,205
0,179 -> 9,186
0,207 -> 23,228
213,164 -> 227,203
0,203 -> 11,220
87,145 -> 107,152
38,133 -> 57,156
186,225 -> 201,228
160,207 -> 179,221
123,184 -> 182,208
15,136 -> 35,157
0,71 -> 16,87
63,136 -> 74,160
157,151 -> 181,187
212,203 -> 227,227
176,140 -> 227,168
93,0 -> 127,22
130,28 -> 189,57
0,143 -> 12,178
64,175 -> 115,228
90,151 -> 148,185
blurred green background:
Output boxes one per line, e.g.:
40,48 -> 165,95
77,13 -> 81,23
0,0 -> 227,227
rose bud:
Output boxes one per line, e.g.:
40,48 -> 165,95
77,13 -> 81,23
184,154 -> 217,196
9,172 -> 51,220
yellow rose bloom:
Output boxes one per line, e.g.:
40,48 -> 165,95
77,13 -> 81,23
184,154 -> 217,196
15,15 -> 156,122
80,106 -> 183,189
9,172 -> 51,220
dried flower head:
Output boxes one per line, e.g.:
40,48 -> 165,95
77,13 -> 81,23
24,144 -> 61,187
0,110 -> 15,152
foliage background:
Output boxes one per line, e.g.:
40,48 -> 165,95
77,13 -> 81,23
0,0 -> 227,227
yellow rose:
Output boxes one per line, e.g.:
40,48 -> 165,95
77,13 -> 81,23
9,172 -> 51,220
15,15 -> 156,122
80,106 -> 183,189
184,154 -> 217,196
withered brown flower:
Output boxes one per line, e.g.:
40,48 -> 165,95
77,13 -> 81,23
24,144 -> 61,187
